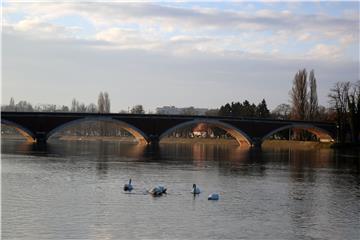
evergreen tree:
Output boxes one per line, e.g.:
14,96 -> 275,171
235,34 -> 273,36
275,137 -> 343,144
219,103 -> 232,116
256,99 -> 270,118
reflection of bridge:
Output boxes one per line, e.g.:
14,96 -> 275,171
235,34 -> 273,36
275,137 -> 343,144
1,112 -> 336,147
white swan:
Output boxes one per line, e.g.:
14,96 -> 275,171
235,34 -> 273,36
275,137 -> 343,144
191,184 -> 201,195
208,193 -> 219,200
123,179 -> 133,192
149,185 -> 167,196
157,185 -> 167,194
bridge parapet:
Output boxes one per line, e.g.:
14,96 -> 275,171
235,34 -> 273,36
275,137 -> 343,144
1,112 -> 337,147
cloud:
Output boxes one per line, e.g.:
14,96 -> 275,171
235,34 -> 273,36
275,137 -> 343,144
307,44 -> 342,59
2,2 -> 359,110
4,3 -> 357,36
95,28 -> 161,50
2,30 -> 358,111
4,16 -> 82,40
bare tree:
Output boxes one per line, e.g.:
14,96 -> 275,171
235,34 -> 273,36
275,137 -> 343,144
77,103 -> 87,113
329,82 -> 350,143
308,70 -> 318,120
87,103 -> 97,113
290,69 -> 308,120
9,97 -> 15,111
97,92 -> 105,113
181,107 -> 197,115
131,105 -> 145,114
271,104 -> 291,119
60,105 -> 69,112
104,92 -> 111,113
347,81 -> 360,143
71,98 -> 79,112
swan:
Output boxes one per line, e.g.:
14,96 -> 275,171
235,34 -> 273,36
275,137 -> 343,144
157,185 -> 167,194
191,184 -> 201,195
123,179 -> 133,192
149,185 -> 167,196
208,193 -> 219,200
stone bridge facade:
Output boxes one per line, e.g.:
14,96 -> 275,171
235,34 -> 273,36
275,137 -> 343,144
1,112 -> 336,147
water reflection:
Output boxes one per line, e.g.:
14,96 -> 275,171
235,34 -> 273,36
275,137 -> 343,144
2,140 -> 359,174
2,139 -> 359,240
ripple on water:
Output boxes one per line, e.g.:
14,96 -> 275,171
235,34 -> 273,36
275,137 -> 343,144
1,141 -> 360,240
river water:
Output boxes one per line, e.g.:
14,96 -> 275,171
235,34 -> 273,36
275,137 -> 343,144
2,140 -> 359,240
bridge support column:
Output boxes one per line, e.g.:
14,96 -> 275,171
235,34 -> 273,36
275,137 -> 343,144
251,138 -> 262,148
148,135 -> 160,146
35,132 -> 47,144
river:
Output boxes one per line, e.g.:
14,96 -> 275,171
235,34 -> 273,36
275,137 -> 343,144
2,140 -> 359,239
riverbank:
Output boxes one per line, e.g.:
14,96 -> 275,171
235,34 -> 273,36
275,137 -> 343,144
261,140 -> 333,149
160,137 -> 239,145
56,136 -> 137,142
1,135 -> 336,148
58,136 -> 240,145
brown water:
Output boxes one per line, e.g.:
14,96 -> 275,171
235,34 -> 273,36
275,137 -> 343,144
2,140 -> 359,239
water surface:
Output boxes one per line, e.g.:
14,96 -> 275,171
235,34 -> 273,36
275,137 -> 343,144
2,140 -> 359,239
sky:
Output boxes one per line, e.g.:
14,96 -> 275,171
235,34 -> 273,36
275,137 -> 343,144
1,1 -> 359,112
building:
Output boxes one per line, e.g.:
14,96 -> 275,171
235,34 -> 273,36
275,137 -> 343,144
156,106 -> 209,115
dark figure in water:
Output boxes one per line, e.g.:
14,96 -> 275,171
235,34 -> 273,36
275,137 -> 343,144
124,179 -> 133,192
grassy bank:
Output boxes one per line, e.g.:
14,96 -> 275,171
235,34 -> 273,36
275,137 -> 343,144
262,140 -> 333,149
160,137 -> 239,145
1,135 -> 337,149
56,136 -> 137,142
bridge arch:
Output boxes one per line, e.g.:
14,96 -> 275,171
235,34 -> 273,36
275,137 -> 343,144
261,124 -> 335,143
159,119 -> 253,147
1,119 -> 36,142
46,116 -> 150,144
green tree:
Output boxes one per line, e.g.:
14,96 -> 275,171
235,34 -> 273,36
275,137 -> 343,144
256,99 -> 270,118
231,102 -> 242,116
219,103 -> 232,116
242,100 -> 255,117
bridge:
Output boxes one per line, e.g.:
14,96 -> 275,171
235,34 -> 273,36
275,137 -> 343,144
1,112 -> 336,147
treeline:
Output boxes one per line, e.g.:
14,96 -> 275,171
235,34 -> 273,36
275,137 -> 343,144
271,69 -> 334,122
2,92 -> 111,113
217,99 -> 270,118
329,81 -> 360,144
288,69 -> 359,143
2,72 -> 359,143
1,92 -> 132,138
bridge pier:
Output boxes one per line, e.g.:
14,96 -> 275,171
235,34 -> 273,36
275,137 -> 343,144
148,134 -> 160,146
35,132 -> 47,144
251,138 -> 262,148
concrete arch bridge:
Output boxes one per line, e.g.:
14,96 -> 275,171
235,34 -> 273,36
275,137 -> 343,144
1,112 -> 336,147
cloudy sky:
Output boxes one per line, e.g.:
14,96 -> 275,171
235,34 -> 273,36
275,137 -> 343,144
2,1 -> 359,112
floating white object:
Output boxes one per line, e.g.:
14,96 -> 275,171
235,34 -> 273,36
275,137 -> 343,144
208,193 -> 219,200
191,184 -> 201,194
149,185 -> 167,196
